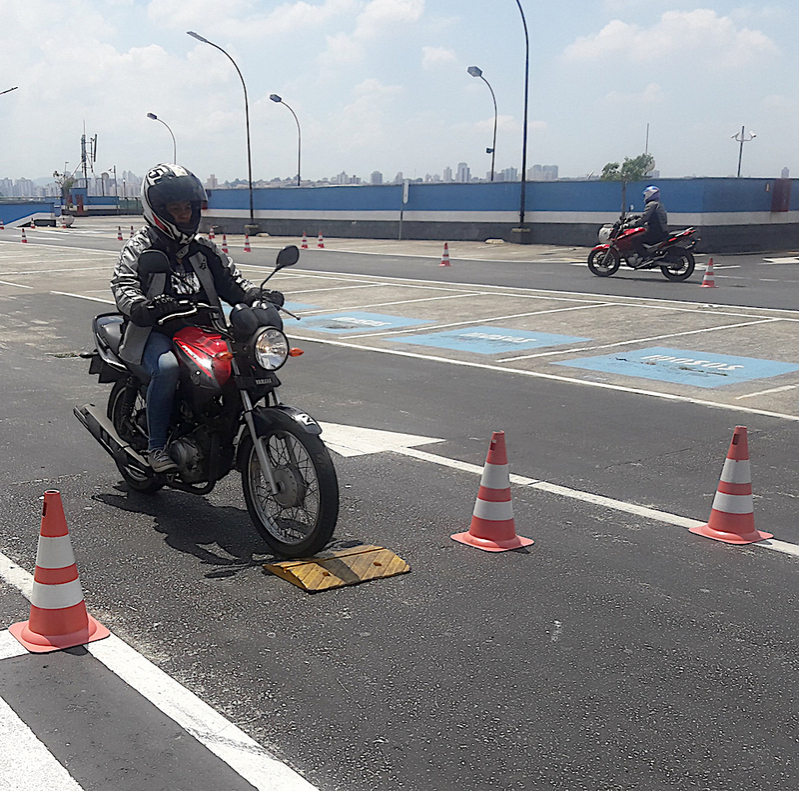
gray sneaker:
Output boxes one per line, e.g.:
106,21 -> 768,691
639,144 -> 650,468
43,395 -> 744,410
148,447 -> 178,473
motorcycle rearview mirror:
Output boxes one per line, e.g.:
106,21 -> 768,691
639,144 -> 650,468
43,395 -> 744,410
259,245 -> 300,289
275,244 -> 300,269
138,249 -> 170,274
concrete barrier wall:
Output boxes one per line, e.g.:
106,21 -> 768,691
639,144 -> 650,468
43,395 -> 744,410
202,177 -> 799,252
0,199 -> 60,227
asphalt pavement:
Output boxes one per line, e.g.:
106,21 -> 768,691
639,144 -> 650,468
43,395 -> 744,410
2,217 -> 799,790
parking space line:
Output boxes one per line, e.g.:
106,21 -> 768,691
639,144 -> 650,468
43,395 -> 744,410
0,279 -> 33,288
736,384 -> 799,400
498,318 -> 779,362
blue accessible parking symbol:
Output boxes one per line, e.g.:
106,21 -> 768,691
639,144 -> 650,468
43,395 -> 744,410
299,311 -> 431,334
554,346 -> 799,388
391,326 -> 591,354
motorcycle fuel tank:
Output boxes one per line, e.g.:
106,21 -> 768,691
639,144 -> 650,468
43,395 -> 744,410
173,326 -> 232,391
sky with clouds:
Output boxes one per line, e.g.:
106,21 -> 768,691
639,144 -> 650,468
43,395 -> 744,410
1,0 -> 797,184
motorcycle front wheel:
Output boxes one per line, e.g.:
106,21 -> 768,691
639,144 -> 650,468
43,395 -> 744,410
107,379 -> 164,494
240,412 -> 339,558
660,250 -> 695,281
587,247 -> 620,277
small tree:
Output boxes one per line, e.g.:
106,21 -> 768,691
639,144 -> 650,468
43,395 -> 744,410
600,153 -> 655,183
53,170 -> 76,205
600,153 -> 655,214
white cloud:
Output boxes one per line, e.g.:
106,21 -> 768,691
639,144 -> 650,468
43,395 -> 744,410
476,115 -> 520,134
354,0 -> 425,39
563,9 -> 779,68
421,46 -> 456,69
603,83 -> 665,105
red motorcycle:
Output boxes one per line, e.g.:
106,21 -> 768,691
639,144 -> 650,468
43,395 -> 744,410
588,215 -> 699,281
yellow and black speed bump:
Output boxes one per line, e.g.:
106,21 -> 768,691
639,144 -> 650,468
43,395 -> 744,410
263,544 -> 410,592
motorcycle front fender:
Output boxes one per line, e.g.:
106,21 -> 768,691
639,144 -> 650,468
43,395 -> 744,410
251,405 -> 324,436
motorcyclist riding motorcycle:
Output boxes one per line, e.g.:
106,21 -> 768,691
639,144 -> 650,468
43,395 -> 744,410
110,163 -> 283,473
628,185 -> 668,266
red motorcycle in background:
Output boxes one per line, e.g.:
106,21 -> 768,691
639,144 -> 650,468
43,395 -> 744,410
588,215 -> 699,281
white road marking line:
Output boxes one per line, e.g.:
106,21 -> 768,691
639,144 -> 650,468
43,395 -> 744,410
0,690 -> 85,790
762,258 -> 799,264
0,554 -> 319,791
498,318 -> 780,362
0,266 -> 112,276
393,446 -> 799,559
51,291 -> 115,304
289,333 -> 799,422
0,630 -> 27,660
736,384 -> 799,400
0,279 -> 33,289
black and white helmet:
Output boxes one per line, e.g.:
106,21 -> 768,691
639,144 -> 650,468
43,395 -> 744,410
141,164 -> 206,244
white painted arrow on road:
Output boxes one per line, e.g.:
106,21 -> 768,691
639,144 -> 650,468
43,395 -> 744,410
319,422 -> 444,457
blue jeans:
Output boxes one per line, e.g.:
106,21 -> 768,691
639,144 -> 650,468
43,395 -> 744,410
141,332 -> 180,451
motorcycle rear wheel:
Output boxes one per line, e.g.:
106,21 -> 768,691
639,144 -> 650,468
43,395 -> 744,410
107,380 -> 164,494
660,250 -> 695,281
240,412 -> 339,558
588,247 -> 620,277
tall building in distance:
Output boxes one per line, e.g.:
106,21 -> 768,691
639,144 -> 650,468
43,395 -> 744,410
442,166 -> 453,183
370,171 -> 383,185
205,174 -> 219,189
528,164 -> 558,181
456,162 -> 471,183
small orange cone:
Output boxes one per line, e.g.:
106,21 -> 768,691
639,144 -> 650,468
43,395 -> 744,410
117,226 -> 123,241
0,219 -> 4,230
222,234 -> 229,254
10,491 -> 110,653
208,226 -> 215,240
21,228 -> 27,243
317,231 -> 325,249
451,432 -> 534,552
130,225 -> 134,238
689,426 -> 772,545
301,232 -> 308,249
244,234 -> 251,252
700,258 -> 717,288
440,242 -> 451,267
61,216 -> 67,228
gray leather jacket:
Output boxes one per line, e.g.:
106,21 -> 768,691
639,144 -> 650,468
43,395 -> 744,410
111,227 -> 255,365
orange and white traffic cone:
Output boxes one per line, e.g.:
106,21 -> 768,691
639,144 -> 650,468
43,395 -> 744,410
700,258 -> 717,288
21,228 -> 27,243
301,232 -> 308,250
9,491 -> 110,653
0,219 -> 4,230
439,242 -> 451,267
317,231 -> 325,249
208,226 -> 215,240
130,225 -> 134,238
243,234 -> 251,252
222,234 -> 229,254
451,432 -> 534,552
117,226 -> 123,241
689,426 -> 772,545
61,216 -> 67,228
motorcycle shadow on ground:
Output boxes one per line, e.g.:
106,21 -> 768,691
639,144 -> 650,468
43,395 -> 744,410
92,481 -> 277,579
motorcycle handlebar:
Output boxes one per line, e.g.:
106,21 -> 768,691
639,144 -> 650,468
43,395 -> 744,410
156,301 -> 220,326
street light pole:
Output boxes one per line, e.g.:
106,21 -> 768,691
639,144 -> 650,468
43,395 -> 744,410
514,0 -> 530,228
732,125 -> 756,178
467,67 -> 498,182
270,94 -> 302,187
146,113 -> 177,163
187,31 -> 256,231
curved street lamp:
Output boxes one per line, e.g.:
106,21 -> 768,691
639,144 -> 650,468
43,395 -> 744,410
0,87 -> 18,97
187,30 -> 257,232
270,94 -> 302,187
467,66 -> 498,182
146,113 -> 177,163
514,0 -> 530,230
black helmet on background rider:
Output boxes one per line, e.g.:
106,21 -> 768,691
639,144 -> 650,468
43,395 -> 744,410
643,185 -> 660,203
141,164 -> 207,244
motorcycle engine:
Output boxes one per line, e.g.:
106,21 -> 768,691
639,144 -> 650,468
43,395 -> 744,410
170,426 -> 214,483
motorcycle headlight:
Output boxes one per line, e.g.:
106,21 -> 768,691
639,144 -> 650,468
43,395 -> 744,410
253,327 -> 289,371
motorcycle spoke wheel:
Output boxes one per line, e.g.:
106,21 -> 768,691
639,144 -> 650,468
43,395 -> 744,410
587,247 -> 620,277
242,419 -> 338,558
107,380 -> 163,494
660,250 -> 695,281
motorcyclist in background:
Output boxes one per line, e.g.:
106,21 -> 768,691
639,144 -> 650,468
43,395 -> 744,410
628,185 -> 669,266
110,164 -> 284,473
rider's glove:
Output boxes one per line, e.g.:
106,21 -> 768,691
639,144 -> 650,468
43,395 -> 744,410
263,290 -> 285,307
245,287 -> 285,308
131,295 -> 181,326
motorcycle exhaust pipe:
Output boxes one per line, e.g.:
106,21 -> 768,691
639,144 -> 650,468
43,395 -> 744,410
74,404 -> 149,472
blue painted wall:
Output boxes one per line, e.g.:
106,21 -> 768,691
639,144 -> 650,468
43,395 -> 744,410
206,177 -> 796,216
0,200 -> 59,226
